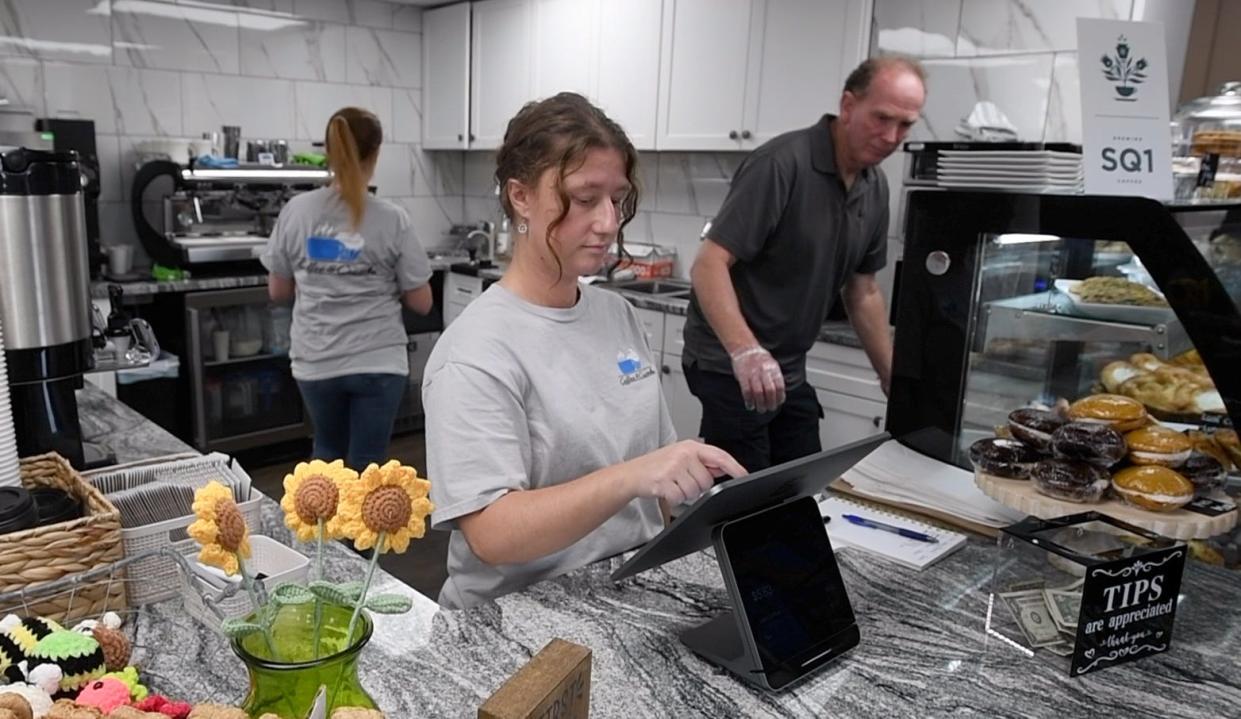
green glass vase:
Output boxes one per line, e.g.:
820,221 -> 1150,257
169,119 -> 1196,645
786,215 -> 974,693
231,602 -> 377,718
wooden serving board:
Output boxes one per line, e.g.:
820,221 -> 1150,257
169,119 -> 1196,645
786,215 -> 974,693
974,471 -> 1238,540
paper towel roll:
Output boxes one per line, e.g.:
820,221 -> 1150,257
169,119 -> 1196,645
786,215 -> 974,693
0,315 -> 21,487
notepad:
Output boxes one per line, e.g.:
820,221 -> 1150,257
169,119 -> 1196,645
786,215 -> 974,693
819,495 -> 967,570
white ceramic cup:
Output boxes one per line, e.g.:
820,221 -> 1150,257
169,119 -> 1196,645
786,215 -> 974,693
212,330 -> 230,362
106,245 -> 134,276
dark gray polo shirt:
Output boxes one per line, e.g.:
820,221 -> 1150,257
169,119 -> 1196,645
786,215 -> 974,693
683,114 -> 889,389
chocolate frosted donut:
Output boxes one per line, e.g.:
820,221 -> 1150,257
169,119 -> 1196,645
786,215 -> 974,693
969,437 -> 1042,479
1180,452 -> 1227,494
1007,408 -> 1067,452
1051,422 -> 1127,467
1031,459 -> 1111,503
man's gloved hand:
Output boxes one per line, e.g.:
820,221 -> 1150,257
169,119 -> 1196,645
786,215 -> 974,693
729,346 -> 785,413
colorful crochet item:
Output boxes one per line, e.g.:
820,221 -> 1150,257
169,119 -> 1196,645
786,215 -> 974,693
75,679 -> 130,714
130,697 -> 190,719
0,617 -> 64,659
100,667 -> 146,702
88,629 -> 129,674
27,631 -> 105,693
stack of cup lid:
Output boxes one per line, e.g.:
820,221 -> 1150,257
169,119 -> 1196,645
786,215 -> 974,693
0,315 -> 20,487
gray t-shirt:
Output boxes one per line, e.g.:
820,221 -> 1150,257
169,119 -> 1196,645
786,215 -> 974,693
423,283 -> 673,609
683,115 -> 889,388
261,187 -> 431,380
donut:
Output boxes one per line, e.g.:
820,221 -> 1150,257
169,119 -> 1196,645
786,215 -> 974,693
1179,453 -> 1227,495
1051,423 -> 1127,467
1111,466 -> 1194,512
1030,459 -> 1111,503
1006,409 -> 1066,452
1124,425 -> 1193,467
968,438 -> 1042,479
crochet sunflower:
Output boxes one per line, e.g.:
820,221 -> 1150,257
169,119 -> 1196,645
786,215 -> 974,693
280,459 -> 357,542
187,481 -> 251,576
337,460 -> 434,554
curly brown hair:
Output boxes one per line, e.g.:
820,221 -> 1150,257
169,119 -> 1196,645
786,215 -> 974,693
495,92 -> 641,280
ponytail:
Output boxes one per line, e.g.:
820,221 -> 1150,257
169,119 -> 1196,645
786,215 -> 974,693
324,107 -> 383,230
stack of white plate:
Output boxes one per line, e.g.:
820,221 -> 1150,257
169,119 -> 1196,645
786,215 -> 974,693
936,149 -> 1083,192
0,316 -> 19,487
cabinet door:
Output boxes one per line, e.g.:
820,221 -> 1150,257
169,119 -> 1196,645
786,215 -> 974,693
596,0 -> 663,151
633,307 -> 665,360
743,0 -> 870,146
471,0 -> 533,149
656,0 -> 753,150
422,2 -> 471,149
816,388 -> 885,451
532,0 -> 596,101
662,360 -> 702,441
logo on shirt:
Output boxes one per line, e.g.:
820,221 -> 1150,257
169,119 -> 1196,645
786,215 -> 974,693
305,222 -> 364,263
617,348 -> 656,386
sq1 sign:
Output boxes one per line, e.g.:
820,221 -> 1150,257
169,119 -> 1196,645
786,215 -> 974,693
1077,18 -> 1174,199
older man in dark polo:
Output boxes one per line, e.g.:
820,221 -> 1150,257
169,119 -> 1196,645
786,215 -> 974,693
683,56 -> 926,472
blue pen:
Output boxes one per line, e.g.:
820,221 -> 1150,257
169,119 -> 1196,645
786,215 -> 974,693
842,514 -> 939,543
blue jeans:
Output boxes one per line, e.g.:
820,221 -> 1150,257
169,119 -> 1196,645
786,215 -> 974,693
297,373 -> 408,471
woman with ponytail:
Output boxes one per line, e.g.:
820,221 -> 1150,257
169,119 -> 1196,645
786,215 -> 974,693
261,107 -> 433,471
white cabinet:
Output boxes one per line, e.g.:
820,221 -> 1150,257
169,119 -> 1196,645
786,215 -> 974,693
815,388 -> 885,451
662,361 -> 702,441
470,0 -> 533,149
422,3 -> 471,149
655,0 -> 870,150
633,307 -> 665,359
443,272 -> 484,327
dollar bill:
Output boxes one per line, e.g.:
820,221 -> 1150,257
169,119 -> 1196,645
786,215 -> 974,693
1006,578 -> 1046,593
1001,591 -> 1063,648
1045,588 -> 1082,632
1044,641 -> 1075,657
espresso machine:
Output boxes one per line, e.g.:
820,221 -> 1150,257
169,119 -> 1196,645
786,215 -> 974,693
0,147 -> 94,467
131,159 -> 331,270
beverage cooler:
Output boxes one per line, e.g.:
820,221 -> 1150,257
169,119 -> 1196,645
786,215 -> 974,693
185,287 -> 310,452
886,192 -> 1241,469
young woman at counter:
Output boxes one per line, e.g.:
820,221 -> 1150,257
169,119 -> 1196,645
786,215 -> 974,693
423,93 -> 746,609
261,107 -> 433,471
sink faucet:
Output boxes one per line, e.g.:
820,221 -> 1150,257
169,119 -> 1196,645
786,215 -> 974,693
465,228 -> 493,261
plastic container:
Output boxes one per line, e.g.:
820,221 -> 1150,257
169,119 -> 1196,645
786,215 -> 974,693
31,487 -> 82,527
608,242 -> 677,279
0,486 -> 37,536
182,535 -> 310,632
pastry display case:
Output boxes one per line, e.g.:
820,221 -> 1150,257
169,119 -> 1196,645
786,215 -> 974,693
887,191 -> 1241,546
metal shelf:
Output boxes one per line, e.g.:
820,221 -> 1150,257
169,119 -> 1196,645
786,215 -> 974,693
204,352 -> 287,369
983,292 -> 1191,359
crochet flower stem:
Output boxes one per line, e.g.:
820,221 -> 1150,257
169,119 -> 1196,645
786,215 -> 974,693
313,517 -> 326,659
238,557 -> 277,659
346,532 -> 385,642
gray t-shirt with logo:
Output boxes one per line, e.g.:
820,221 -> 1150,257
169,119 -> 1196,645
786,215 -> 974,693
423,283 -> 673,609
260,187 -> 431,380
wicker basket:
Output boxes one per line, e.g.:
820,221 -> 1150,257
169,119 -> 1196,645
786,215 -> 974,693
1,453 -> 127,624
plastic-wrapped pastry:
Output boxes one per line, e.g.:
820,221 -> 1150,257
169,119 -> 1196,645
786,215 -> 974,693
1031,459 -> 1111,503
1215,428 -> 1241,468
1184,430 -> 1232,470
1006,408 -> 1065,452
968,438 -> 1042,478
1067,394 -> 1148,432
1052,423 -> 1127,467
1124,425 -> 1193,467
1111,466 -> 1194,512
1180,453 -> 1227,494
1100,361 -> 1143,394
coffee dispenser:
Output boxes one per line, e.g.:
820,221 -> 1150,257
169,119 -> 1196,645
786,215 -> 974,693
0,148 -> 94,467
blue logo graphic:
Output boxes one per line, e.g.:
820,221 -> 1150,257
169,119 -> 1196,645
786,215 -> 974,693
617,348 -> 655,386
306,234 -> 363,262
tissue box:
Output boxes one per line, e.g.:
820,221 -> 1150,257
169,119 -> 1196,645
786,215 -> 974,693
986,512 -> 1186,677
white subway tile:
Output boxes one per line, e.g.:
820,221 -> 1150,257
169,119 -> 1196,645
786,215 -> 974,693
0,57 -> 44,115
0,0 -> 112,64
292,81 -> 392,141
183,73 -> 296,139
113,0 -> 241,74
346,27 -> 421,89
957,0 -> 1131,56
873,0 -> 961,58
391,88 -> 423,144
240,20 -> 346,82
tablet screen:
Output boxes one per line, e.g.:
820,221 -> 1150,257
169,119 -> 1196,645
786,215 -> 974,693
721,497 -> 858,689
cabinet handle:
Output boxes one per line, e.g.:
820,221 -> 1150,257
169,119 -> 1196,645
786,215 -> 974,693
457,133 -> 463,141
661,365 -> 671,375
872,416 -> 882,428
741,130 -> 752,139
728,130 -> 738,140
469,133 -> 476,141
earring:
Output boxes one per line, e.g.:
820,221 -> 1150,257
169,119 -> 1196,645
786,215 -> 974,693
516,220 -> 528,234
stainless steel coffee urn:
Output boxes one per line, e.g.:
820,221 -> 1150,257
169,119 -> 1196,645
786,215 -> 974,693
0,147 -> 93,467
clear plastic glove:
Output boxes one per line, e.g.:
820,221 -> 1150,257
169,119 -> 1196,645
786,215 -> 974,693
729,345 -> 785,413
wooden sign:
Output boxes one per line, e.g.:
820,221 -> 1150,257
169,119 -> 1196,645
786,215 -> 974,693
478,639 -> 591,719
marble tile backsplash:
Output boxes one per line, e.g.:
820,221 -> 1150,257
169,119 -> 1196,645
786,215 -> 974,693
0,0 -> 457,266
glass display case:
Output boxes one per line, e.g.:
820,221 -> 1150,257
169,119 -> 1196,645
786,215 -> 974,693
888,192 -> 1241,474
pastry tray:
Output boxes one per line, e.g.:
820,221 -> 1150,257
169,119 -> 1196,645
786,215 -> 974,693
982,291 -> 1192,359
975,471 -> 1238,540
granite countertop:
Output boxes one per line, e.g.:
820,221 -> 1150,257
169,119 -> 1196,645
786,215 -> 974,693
78,383 -> 196,462
81,384 -> 1241,717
